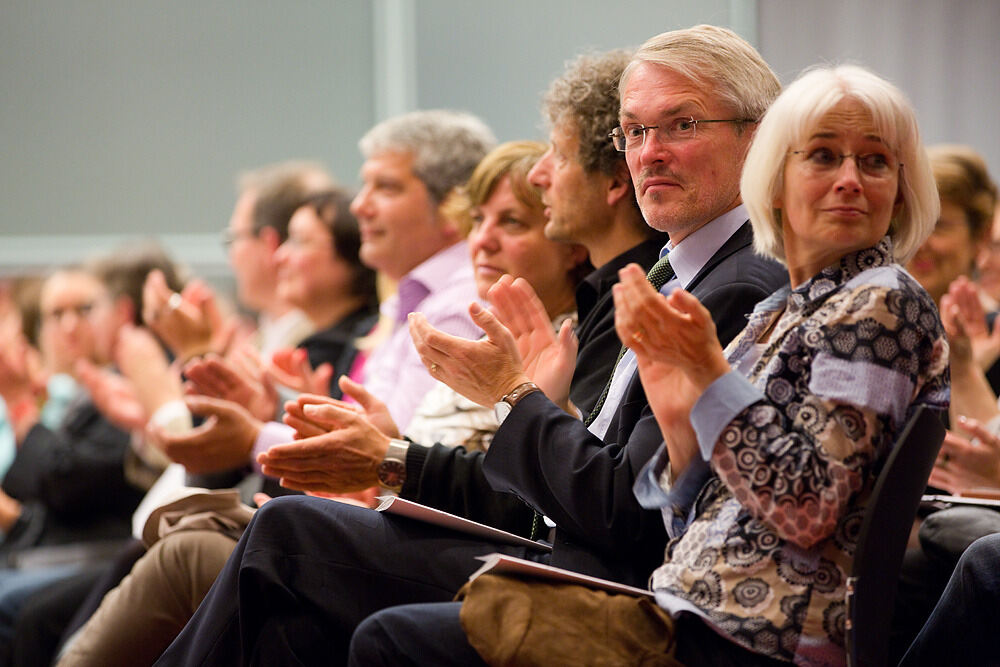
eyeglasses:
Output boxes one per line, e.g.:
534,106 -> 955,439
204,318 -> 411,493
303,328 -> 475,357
221,228 -> 256,247
788,148 -> 901,180
609,116 -> 755,152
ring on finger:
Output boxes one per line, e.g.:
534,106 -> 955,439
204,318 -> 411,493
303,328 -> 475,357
941,451 -> 951,466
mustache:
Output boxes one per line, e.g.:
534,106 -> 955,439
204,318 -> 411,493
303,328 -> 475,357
637,167 -> 682,187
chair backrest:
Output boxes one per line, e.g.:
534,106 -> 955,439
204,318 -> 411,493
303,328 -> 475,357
845,405 -> 945,667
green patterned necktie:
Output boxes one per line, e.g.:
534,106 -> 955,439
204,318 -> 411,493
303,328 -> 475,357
582,254 -> 674,427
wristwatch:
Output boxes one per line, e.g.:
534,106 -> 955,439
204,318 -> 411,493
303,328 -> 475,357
376,439 -> 410,493
493,381 -> 541,425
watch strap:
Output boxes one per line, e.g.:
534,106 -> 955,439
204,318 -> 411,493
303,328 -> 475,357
500,381 -> 540,407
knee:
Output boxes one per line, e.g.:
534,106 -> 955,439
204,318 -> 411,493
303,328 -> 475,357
956,533 -> 1000,592
348,611 -> 395,667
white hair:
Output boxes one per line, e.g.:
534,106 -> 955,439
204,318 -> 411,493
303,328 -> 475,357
741,64 -> 939,265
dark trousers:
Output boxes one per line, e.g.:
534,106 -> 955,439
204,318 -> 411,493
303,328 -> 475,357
901,532 -> 1000,665
153,495 -> 526,666
349,600 -> 791,667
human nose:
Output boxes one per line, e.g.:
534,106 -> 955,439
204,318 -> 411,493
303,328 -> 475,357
469,218 -> 500,255
274,241 -> 291,266
636,127 -> 671,164
350,186 -> 373,219
527,152 -> 551,188
833,156 -> 863,192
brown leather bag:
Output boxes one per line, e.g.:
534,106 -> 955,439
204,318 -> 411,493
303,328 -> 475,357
457,573 -> 684,666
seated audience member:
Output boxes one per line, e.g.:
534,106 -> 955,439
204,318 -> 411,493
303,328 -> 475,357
55,139 -> 587,667
0,250 -> 183,662
907,146 -> 997,379
152,25 -> 787,666
7,163 -> 339,667
524,49 -> 670,418
890,145 -> 999,661
0,266 -> 150,552
0,278 -> 44,480
347,109 -> 495,430
143,161 -> 336,365
404,139 -> 588,450
257,187 -> 379,398
145,110 -> 494,489
902,531 -> 1000,665
350,62 -> 948,667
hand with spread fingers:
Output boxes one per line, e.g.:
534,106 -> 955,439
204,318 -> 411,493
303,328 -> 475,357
285,376 -> 400,441
408,303 -> 531,408
148,395 -> 261,474
487,275 -> 578,413
116,323 -> 183,417
75,358 -> 147,432
0,335 -> 45,440
184,352 -> 278,423
265,347 -> 333,397
930,416 -> 1000,495
944,276 -> 1000,372
613,263 -> 731,475
939,286 -> 1000,426
258,401 -> 389,494
0,334 -> 43,407
143,270 -> 228,362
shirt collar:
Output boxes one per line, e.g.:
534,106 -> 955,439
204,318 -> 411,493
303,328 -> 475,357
387,240 -> 470,322
662,204 -> 748,288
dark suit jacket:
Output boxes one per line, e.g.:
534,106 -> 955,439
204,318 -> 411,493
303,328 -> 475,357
482,221 -> 788,586
570,235 -> 668,416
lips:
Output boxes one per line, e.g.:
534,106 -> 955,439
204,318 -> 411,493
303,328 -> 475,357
475,264 -> 505,279
824,206 -> 866,216
359,226 -> 383,243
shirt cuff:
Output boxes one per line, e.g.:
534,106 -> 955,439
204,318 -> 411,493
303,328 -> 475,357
634,444 -> 712,538
149,399 -> 194,434
252,421 -> 296,474
691,370 -> 764,461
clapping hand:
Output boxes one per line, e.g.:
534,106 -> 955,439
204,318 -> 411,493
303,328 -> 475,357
488,275 -> 578,413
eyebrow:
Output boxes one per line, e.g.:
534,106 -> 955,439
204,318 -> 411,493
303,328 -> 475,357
808,130 -> 887,144
620,101 -> 700,121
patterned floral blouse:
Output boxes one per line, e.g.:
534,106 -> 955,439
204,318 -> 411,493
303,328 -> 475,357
634,237 -> 949,665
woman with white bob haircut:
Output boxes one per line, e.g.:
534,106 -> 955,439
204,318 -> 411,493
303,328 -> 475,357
343,65 -> 951,667
607,63 -> 950,665
742,64 -> 940,269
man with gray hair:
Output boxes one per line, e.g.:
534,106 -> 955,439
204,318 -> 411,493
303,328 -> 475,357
349,110 -> 495,429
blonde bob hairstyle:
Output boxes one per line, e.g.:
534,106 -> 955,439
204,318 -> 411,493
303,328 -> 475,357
741,64 -> 939,266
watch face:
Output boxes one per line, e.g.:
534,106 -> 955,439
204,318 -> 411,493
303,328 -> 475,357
377,459 -> 406,490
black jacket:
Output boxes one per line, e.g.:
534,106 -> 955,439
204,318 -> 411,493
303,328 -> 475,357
402,222 -> 788,586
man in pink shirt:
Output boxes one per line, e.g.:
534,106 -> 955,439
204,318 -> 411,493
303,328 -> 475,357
351,110 -> 494,430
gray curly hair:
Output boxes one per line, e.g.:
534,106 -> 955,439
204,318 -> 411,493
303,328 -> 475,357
542,49 -> 633,178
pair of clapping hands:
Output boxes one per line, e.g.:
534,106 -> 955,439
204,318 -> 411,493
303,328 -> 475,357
408,265 -> 729,478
